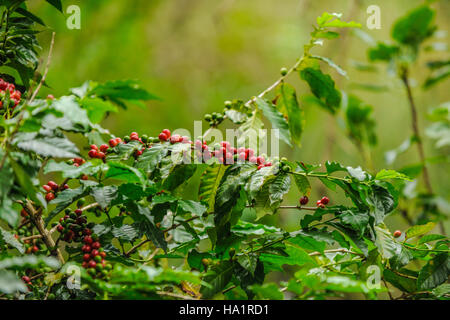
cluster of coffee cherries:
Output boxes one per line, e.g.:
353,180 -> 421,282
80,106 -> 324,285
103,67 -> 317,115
42,180 -> 69,202
21,264 -> 54,291
298,196 -> 330,208
81,234 -> 111,278
54,205 -> 93,243
157,128 -> 191,145
193,140 -> 272,169
0,78 -> 21,111
13,219 -> 46,255
54,204 -> 112,278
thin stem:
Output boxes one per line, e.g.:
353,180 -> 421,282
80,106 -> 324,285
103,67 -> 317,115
203,55 -> 305,138
399,67 -> 432,194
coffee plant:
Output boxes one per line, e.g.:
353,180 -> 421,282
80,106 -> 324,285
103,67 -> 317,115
0,1 -> 448,300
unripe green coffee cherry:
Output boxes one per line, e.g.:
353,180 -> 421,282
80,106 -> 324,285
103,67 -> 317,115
224,100 -> 232,109
141,134 -> 148,143
77,199 -> 85,208
280,67 -> 288,76
204,114 -> 212,121
124,135 -> 130,143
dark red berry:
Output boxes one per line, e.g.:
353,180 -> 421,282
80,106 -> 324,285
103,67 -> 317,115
47,181 -> 58,191
109,138 -> 118,148
84,236 -> 93,245
88,260 -> 97,269
99,144 -> 109,152
158,133 -> 168,141
75,209 -> 82,216
321,196 -> 329,205
83,253 -> 91,261
22,276 -> 31,283
162,129 -> 171,138
393,230 -> 402,238
299,196 -> 309,205
45,192 -> 55,202
57,225 -> 64,232
88,149 -> 97,158
90,144 -> 98,151
91,241 -> 101,249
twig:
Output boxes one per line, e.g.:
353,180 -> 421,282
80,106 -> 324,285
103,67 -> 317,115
25,200 -> 64,264
29,32 -> 55,103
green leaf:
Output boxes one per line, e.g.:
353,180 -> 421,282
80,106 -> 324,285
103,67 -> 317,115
339,210 -> 370,236
259,244 -> 316,272
253,173 -> 290,220
367,185 -> 395,225
383,269 -> 417,293
112,225 -> 139,242
163,164 -> 197,191
91,186 -> 118,209
276,83 -> 304,147
392,5 -> 435,47
16,136 -> 79,159
105,162 -> 146,185
311,55 -> 347,77
0,270 -> 27,294
9,157 -> 42,207
417,253 -> 450,290
16,7 -> 45,26
374,225 -> 402,259
375,169 -> 412,181
249,283 -> 283,300
256,97 -> 291,147
368,42 -> 399,62
300,67 -> 341,114
245,165 -> 276,201
135,143 -> 168,173
44,160 -> 101,179
200,260 -> 234,299
288,232 -> 326,253
237,109 -> 264,151
46,0 -> 63,12
80,97 -> 118,123
89,80 -> 159,101
177,200 -> 207,216
418,234 -> 447,245
293,173 -> 311,197
0,226 -> 24,253
406,222 -> 436,239
316,12 -> 361,28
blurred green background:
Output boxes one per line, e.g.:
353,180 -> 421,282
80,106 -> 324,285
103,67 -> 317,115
31,0 -> 449,234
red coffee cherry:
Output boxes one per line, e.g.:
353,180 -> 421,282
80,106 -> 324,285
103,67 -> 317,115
63,184 -> 70,190
256,156 -> 265,165
91,241 -> 101,249
109,138 -> 118,147
158,133 -> 168,141
321,196 -> 329,205
88,260 -> 97,269
45,192 -> 55,202
83,254 -> 91,261
84,236 -> 93,245
88,149 -> 97,158
299,196 -> 309,205
22,276 -> 31,283
47,181 -> 58,191
32,246 -> 39,253
90,144 -> 98,151
162,129 -> 171,138
393,230 -> 402,238
20,208 -> 28,217
42,184 -> 52,192
99,144 -> 109,152
57,225 -> 64,232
